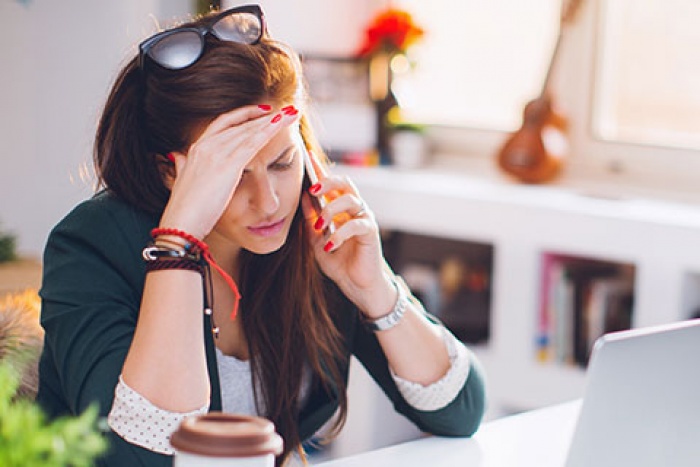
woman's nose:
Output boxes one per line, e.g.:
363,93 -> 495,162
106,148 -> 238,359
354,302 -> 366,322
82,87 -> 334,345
249,174 -> 280,215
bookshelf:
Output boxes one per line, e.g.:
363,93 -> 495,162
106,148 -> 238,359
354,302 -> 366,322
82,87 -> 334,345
381,230 -> 493,345
537,253 -> 635,368
331,164 -> 700,438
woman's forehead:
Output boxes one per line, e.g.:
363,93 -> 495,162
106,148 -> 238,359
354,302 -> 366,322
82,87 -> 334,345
253,125 -> 299,162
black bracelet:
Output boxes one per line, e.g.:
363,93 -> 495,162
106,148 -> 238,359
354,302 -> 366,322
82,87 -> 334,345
142,244 -> 219,339
144,258 -> 205,274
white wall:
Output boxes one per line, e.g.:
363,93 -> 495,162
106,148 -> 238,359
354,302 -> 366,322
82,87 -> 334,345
223,0 -> 377,56
0,0 -> 190,257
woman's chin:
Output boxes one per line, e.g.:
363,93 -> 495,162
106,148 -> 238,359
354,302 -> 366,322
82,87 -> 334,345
244,237 -> 287,255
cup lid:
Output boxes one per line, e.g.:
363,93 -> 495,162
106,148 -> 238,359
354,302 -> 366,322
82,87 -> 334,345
170,413 -> 283,458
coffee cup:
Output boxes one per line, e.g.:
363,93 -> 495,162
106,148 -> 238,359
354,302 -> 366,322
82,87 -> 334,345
171,412 -> 283,467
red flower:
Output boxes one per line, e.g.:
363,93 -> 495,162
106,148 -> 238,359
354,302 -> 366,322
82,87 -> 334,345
357,8 -> 424,57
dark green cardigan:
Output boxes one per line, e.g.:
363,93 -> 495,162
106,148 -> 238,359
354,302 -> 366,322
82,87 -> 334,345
36,192 -> 486,466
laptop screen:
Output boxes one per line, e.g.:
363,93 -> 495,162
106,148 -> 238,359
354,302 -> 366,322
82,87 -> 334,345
565,319 -> 700,467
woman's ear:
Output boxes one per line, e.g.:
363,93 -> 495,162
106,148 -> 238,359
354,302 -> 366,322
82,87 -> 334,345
157,153 -> 177,189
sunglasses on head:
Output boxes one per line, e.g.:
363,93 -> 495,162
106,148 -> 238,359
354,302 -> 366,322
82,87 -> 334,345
138,4 -> 265,71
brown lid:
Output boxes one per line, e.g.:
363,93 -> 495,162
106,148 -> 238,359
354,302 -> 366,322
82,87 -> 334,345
170,413 -> 283,458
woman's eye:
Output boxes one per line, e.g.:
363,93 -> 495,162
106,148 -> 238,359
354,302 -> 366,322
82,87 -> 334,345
271,160 -> 294,170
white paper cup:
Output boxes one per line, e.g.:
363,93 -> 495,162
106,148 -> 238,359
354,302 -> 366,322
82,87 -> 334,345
171,413 -> 283,467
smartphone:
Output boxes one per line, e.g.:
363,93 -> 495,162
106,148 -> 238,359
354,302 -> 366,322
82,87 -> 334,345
298,134 -> 336,234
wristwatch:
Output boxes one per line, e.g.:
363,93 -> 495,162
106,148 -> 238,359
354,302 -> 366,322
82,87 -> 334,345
364,275 -> 410,332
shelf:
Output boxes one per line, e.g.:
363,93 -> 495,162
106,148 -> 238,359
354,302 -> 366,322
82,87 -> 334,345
382,230 -> 493,345
333,164 -> 700,418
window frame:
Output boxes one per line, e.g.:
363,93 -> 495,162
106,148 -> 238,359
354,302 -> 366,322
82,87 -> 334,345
423,0 -> 700,196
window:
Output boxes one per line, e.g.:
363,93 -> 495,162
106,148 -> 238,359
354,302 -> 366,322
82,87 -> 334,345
593,0 -> 700,151
393,0 -> 560,130
393,0 -> 700,190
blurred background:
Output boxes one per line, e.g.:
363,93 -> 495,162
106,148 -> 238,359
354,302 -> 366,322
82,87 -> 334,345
2,0 -> 699,255
1,0 -> 699,462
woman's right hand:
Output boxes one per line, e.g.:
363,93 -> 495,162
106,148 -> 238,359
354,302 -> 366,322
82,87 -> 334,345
159,105 -> 299,239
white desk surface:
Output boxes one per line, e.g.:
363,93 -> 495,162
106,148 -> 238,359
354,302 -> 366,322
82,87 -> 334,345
315,400 -> 581,467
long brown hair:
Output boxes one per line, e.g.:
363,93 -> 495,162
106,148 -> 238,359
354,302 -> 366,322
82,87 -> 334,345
94,13 -> 347,464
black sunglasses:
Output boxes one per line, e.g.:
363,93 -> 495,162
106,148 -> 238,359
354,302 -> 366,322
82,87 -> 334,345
138,4 -> 265,71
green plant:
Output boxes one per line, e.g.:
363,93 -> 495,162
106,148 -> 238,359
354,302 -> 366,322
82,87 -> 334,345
0,363 -> 107,466
0,226 -> 17,263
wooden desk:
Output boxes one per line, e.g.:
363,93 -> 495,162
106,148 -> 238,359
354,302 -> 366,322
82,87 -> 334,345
315,400 -> 581,467
0,258 -> 42,296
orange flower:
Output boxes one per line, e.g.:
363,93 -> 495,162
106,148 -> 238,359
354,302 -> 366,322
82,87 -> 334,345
357,8 -> 424,57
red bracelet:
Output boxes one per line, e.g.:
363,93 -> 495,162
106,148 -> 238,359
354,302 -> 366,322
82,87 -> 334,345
151,228 -> 241,321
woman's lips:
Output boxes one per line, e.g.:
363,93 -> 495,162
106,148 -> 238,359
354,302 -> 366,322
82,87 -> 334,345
247,218 -> 286,237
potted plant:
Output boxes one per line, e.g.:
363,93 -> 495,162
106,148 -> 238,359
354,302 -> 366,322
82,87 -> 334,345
0,224 -> 17,264
387,107 -> 430,169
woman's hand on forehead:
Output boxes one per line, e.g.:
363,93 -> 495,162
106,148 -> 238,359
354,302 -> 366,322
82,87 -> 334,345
159,104 -> 300,240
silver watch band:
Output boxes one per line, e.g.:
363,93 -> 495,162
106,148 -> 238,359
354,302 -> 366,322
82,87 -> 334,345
364,276 -> 410,332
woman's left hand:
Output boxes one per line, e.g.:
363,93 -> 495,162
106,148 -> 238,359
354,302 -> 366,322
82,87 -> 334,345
301,175 -> 396,318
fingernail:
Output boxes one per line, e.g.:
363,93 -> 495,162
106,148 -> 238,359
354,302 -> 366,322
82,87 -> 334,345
166,153 -> 175,164
324,241 -> 334,253
281,105 -> 295,113
258,104 -> 272,111
285,109 -> 299,116
309,183 -> 321,195
270,113 -> 282,124
314,217 -> 325,231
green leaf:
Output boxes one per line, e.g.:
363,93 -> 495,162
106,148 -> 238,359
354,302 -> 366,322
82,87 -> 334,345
0,362 -> 107,465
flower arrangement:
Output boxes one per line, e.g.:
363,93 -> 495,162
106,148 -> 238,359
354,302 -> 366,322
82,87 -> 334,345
354,6 -> 425,165
356,7 -> 424,57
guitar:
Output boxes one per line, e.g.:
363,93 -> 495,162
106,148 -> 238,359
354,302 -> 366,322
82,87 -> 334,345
496,0 -> 585,184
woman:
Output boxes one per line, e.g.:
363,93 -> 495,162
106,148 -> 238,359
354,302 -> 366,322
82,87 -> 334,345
36,5 -> 486,466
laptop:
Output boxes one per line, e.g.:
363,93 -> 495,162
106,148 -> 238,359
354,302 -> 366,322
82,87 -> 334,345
565,318 -> 700,467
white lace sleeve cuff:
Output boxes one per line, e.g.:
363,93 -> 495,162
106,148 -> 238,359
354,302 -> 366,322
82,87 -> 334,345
107,375 -> 208,455
391,326 -> 471,411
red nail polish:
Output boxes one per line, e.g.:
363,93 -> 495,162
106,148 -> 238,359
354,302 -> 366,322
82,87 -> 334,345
270,113 -> 282,124
258,104 -> 272,111
166,153 -> 175,164
309,183 -> 321,195
314,217 -> 325,231
281,105 -> 295,112
324,241 -> 334,252
286,109 -> 299,116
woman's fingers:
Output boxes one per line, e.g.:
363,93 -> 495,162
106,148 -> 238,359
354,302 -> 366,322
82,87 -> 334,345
321,216 -> 376,253
305,176 -> 378,254
312,193 -> 369,231
308,174 -> 371,230
198,104 -> 273,139
310,174 -> 358,195
189,106 -> 299,171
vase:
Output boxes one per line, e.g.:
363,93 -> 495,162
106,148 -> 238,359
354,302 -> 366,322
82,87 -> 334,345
368,52 -> 398,165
